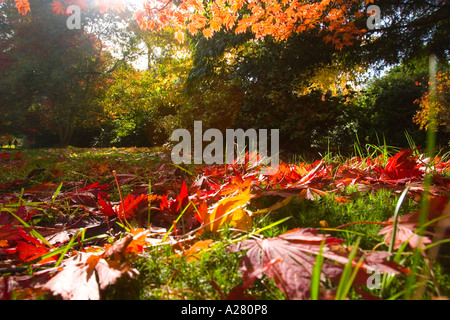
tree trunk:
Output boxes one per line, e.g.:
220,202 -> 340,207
58,122 -> 74,147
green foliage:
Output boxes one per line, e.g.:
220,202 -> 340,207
0,0 -> 111,146
183,30 -> 366,156
355,59 -> 450,149
135,240 -> 246,300
96,29 -> 192,147
353,0 -> 450,68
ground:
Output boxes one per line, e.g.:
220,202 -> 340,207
0,147 -> 449,300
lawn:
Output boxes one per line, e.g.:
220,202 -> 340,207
0,146 -> 449,300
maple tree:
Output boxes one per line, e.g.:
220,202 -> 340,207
132,0 -> 368,49
414,70 -> 450,131
5,0 -> 448,60
99,34 -> 192,147
0,0 -> 389,52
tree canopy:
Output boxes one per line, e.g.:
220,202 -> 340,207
0,0 -> 449,151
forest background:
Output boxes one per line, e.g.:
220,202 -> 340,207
0,0 -> 448,158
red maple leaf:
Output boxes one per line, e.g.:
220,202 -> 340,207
0,204 -> 36,225
5,228 -> 56,264
0,152 -> 11,159
98,194 -> 116,217
51,1 -> 66,15
229,228 -> 344,299
229,228 -> 402,299
98,194 -> 147,220
380,149 -> 423,180
0,225 -> 23,244
176,181 -> 189,211
379,195 -> 449,250
159,181 -> 190,213
64,182 -> 110,207
155,181 -> 202,232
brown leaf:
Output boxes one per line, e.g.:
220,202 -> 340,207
43,253 -> 99,300
229,228 -> 344,299
229,228 -> 403,300
95,259 -> 137,290
43,236 -> 138,300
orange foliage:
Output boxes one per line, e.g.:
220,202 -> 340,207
14,0 -> 30,15
133,0 -> 367,49
8,0 -> 368,49
51,1 -> 65,15
414,71 -> 450,130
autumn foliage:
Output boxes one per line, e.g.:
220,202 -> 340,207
134,0 -> 371,49
414,71 -> 450,130
4,0 -> 376,49
0,147 -> 449,300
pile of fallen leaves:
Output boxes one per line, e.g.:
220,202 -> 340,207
0,148 -> 449,299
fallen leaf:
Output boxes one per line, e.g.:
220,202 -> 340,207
229,228 -> 344,299
379,212 -> 432,250
43,236 -> 138,300
229,228 -> 403,299
203,187 -> 252,232
183,239 -> 213,262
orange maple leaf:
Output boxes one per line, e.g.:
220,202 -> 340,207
183,239 -> 214,262
126,228 -> 153,254
174,29 -> 185,43
202,27 -> 214,39
14,0 -> 30,15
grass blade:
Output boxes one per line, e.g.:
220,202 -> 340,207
51,182 -> 63,206
1,207 -> 50,247
310,240 -> 325,300
335,238 -> 361,300
54,229 -> 81,268
162,201 -> 192,242
389,186 -> 410,256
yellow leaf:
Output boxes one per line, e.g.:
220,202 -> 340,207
204,187 -> 252,233
174,30 -> 185,43
227,208 -> 253,231
253,196 -> 294,215
319,220 -> 329,228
